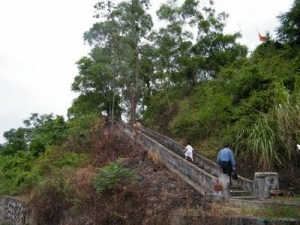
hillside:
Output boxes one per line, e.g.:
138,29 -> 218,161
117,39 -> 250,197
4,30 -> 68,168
28,121 -> 245,225
1,120 -> 298,225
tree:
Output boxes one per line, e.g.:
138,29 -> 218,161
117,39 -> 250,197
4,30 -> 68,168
277,0 -> 300,47
143,0 -> 247,132
1,127 -> 30,155
69,47 -> 122,120
83,0 -> 153,123
0,113 -> 68,157
190,1 -> 247,79
222,42 -> 300,170
26,114 -> 68,157
152,0 -> 247,85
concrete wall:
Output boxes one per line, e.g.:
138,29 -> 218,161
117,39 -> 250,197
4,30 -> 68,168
0,196 -> 28,225
253,172 -> 279,199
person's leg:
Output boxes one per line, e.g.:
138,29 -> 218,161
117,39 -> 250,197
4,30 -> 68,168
221,161 -> 233,186
221,167 -> 226,174
220,161 -> 228,174
227,164 -> 233,186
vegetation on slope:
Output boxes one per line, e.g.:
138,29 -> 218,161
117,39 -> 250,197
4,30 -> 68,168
1,0 -> 300,223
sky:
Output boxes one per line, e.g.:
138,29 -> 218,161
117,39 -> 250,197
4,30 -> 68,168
0,0 -> 294,144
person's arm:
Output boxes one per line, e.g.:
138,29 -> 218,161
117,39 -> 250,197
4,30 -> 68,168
230,151 -> 236,169
216,152 -> 220,165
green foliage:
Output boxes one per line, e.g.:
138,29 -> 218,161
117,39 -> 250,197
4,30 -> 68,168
237,115 -> 277,170
1,113 -> 69,157
0,142 -> 90,195
239,203 -> 300,219
234,79 -> 300,171
92,158 -> 136,193
169,81 -> 233,143
34,147 -> 90,176
82,0 -> 154,123
66,113 -> 99,137
28,114 -> 68,156
142,85 -> 185,133
53,152 -> 88,168
1,0 -> 300,201
69,50 -> 122,120
1,127 -> 30,155
0,151 -> 35,195
277,0 -> 300,47
153,0 -> 247,87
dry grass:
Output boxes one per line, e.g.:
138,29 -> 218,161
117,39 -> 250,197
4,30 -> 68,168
147,149 -> 163,165
71,166 -> 97,194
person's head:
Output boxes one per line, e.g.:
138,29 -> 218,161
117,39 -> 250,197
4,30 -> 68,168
187,142 -> 191,145
223,143 -> 229,148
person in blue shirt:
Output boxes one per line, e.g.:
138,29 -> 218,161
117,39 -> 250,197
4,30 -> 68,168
216,144 -> 236,185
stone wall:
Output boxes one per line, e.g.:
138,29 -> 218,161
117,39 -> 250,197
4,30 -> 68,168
0,196 -> 28,225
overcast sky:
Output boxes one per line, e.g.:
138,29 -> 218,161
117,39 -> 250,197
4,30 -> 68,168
0,0 -> 294,144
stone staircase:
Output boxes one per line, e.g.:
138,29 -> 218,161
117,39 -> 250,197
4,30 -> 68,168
230,184 -> 257,200
142,125 -> 254,193
119,122 -> 300,210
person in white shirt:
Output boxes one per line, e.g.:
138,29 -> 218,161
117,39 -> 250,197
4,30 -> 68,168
297,144 -> 300,152
183,142 -> 194,162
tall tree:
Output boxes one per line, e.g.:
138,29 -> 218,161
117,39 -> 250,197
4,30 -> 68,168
69,47 -> 122,120
151,0 -> 247,88
83,0 -> 153,123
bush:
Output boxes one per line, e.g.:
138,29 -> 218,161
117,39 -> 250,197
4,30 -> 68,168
0,151 -> 35,195
92,158 -> 136,194
29,180 -> 68,225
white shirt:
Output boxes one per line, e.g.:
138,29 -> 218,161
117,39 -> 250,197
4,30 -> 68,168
185,145 -> 193,154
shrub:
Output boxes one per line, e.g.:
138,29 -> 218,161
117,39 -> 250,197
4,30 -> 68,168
0,151 -> 35,195
92,158 -> 136,194
29,180 -> 68,225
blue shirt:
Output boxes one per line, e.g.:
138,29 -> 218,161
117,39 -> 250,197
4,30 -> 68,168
216,147 -> 236,166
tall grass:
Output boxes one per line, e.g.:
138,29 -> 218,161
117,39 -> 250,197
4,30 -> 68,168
237,82 -> 300,170
238,115 -> 278,170
274,83 -> 300,166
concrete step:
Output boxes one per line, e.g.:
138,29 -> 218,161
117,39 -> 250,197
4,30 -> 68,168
230,197 -> 300,209
230,189 -> 252,197
230,184 -> 243,190
230,195 -> 258,200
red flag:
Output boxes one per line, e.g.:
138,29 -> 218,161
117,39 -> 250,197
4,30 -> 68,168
258,32 -> 267,42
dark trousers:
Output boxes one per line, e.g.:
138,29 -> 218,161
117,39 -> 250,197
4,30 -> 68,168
219,161 -> 233,185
